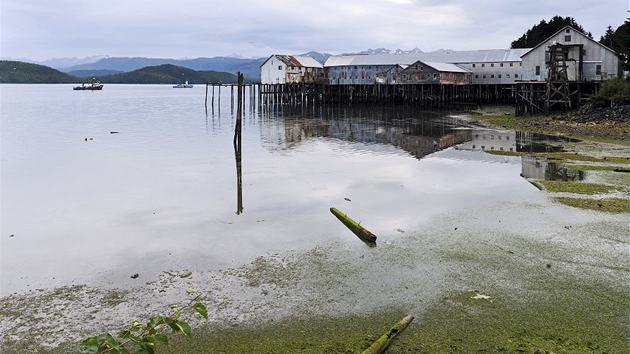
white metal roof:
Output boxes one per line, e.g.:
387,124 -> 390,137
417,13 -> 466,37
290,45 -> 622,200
421,61 -> 471,73
292,55 -> 324,68
324,49 -> 531,67
261,54 -> 324,68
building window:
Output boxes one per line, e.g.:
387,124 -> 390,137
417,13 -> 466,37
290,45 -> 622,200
535,66 -> 541,75
565,35 -> 571,42
491,63 -> 494,67
483,74 -> 486,78
596,65 -> 602,75
510,62 -> 514,67
566,29 -> 570,33
491,74 -> 495,78
278,66 -> 282,70
482,63 -> 485,67
515,74 -> 519,78
506,74 -> 510,78
500,63 -> 504,67
498,74 -> 502,78
475,75 -> 479,78
472,63 -> 476,68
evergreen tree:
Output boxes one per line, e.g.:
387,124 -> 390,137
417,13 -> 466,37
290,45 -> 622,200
511,16 -> 592,48
600,17 -> 630,72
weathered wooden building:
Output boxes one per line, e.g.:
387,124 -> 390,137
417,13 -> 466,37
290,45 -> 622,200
324,55 -> 405,85
323,49 -> 530,86
520,25 -> 622,82
260,55 -> 324,84
397,61 -> 472,85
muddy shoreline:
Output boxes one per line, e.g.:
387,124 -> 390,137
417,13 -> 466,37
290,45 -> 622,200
1,109 -> 628,354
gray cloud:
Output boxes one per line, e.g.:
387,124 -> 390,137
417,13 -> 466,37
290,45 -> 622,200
1,0 -> 627,60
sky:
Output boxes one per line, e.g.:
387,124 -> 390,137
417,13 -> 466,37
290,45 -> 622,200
1,0 -> 628,61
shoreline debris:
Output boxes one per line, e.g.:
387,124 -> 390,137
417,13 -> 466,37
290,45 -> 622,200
361,315 -> 414,354
330,207 -> 377,244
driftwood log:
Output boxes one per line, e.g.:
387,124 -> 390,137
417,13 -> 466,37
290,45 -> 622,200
361,315 -> 414,354
330,207 -> 377,244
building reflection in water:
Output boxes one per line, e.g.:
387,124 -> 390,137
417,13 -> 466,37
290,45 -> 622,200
520,156 -> 585,181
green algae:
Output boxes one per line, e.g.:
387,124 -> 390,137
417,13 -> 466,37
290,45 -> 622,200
554,197 -> 630,213
541,152 -> 630,164
537,180 -> 622,194
472,112 -> 630,146
565,164 -> 628,171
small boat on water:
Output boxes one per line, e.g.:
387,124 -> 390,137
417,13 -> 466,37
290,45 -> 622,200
73,79 -> 103,91
173,81 -> 194,88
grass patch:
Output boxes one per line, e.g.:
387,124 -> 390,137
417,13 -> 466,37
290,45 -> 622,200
554,197 -> 630,213
474,114 -> 529,132
566,164 -> 630,171
541,152 -> 630,164
472,113 -> 630,146
537,180 -> 621,194
484,150 -> 526,157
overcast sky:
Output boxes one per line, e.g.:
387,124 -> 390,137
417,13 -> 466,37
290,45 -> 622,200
1,0 -> 628,61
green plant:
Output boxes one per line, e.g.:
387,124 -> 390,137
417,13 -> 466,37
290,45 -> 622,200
80,291 -> 208,354
589,77 -> 630,107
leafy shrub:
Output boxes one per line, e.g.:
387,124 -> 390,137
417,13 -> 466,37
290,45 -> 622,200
589,77 -> 630,107
80,292 -> 207,354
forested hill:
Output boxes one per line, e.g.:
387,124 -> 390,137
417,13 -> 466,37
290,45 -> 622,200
0,61 -> 77,83
101,64 -> 242,84
0,61 -> 245,84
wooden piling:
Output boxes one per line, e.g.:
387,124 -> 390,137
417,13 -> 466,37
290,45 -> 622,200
330,207 -> 377,244
362,315 -> 414,354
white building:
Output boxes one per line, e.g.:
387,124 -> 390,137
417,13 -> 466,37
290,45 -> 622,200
520,26 -> 622,82
260,55 -> 324,84
323,49 -> 531,85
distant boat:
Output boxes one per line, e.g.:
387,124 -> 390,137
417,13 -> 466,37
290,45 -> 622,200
73,79 -> 103,91
173,81 -> 194,88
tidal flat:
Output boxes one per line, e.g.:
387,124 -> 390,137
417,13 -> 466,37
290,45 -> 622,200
2,99 -> 629,353
1,194 -> 628,353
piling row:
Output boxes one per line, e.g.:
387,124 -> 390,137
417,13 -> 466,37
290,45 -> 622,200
206,82 -> 598,114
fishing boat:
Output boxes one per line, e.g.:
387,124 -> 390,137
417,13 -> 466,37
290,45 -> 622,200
73,79 -> 103,91
173,81 -> 194,88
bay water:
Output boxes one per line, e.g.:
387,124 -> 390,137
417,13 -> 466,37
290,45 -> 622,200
0,84 -> 534,296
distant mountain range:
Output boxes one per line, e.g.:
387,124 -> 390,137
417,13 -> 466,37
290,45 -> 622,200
1,48 -> 443,81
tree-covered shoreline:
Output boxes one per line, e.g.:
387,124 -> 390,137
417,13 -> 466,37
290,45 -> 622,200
0,61 -> 245,84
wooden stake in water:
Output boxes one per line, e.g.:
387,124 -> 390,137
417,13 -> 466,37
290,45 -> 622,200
330,207 -> 377,244
362,315 -> 414,354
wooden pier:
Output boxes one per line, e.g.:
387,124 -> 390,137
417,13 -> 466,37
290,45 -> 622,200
515,81 -> 599,116
257,83 -> 519,109
205,81 -> 600,114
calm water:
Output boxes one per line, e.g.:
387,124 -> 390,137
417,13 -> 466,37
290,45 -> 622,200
1,84 -> 537,296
